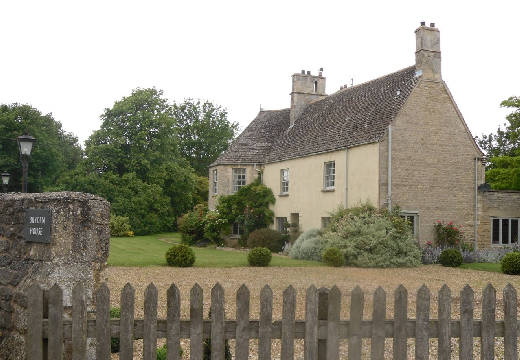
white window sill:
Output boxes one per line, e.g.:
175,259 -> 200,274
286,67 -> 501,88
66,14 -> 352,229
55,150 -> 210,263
322,188 -> 335,192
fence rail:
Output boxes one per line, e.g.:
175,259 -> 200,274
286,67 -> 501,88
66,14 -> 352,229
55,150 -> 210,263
27,282 -> 519,360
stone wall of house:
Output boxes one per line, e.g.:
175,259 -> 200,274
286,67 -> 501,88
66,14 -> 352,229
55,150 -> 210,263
478,190 -> 520,248
0,192 -> 110,359
208,164 -> 259,210
380,78 -> 485,246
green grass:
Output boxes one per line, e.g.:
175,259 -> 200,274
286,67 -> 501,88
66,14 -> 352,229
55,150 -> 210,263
108,232 -> 324,268
460,262 -> 502,273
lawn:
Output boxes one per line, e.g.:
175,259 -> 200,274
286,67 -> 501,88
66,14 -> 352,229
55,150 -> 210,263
108,232 -> 323,268
460,262 -> 502,273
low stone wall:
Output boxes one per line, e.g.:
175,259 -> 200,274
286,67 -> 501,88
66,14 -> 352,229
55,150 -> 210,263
478,190 -> 520,248
0,192 -> 110,359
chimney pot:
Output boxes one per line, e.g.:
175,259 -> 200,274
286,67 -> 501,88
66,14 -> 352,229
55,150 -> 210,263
301,70 -> 305,74
421,21 -> 425,26
307,71 -> 311,75
319,67 -> 323,72
430,22 -> 435,27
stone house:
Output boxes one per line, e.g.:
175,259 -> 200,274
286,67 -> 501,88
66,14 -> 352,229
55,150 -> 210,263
209,22 -> 518,249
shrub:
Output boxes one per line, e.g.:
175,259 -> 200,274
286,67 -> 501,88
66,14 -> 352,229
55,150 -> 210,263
290,228 -> 325,262
110,215 -> 133,237
110,307 -> 121,353
247,228 -> 284,252
434,220 -> 465,247
247,247 -> 272,267
177,204 -> 208,245
165,244 -> 196,267
501,252 -> 520,274
322,247 -> 344,267
322,203 -> 422,268
156,344 -> 183,359
439,248 -> 463,267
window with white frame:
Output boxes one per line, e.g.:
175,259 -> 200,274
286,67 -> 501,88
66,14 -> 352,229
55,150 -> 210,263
212,169 -> 218,195
400,212 -> 418,237
492,218 -> 519,245
232,168 -> 246,193
324,161 -> 335,189
276,217 -> 288,232
281,169 -> 289,194
232,222 -> 244,237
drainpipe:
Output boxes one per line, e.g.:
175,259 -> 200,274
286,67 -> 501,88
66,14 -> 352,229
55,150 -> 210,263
474,157 -> 479,250
388,125 -> 392,210
345,148 -> 348,208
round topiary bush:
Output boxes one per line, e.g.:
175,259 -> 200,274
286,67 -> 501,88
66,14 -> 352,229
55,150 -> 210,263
501,252 -> 520,275
247,247 -> 272,267
165,244 -> 196,267
290,228 -> 325,262
439,248 -> 463,267
322,247 -> 344,267
247,228 -> 284,252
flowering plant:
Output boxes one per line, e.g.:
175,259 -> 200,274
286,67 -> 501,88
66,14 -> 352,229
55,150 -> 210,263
434,220 -> 465,247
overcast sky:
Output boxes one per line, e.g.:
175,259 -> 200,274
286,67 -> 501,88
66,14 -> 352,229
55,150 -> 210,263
2,1 -> 519,147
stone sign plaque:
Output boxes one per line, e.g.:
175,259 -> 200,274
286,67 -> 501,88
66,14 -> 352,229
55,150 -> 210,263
24,209 -> 51,243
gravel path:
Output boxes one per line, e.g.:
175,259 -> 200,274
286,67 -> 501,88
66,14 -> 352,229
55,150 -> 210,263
105,265 -> 520,359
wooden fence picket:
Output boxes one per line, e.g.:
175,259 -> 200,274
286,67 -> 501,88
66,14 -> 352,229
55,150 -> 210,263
120,283 -> 135,360
48,283 -> 63,360
96,283 -> 111,360
27,283 -> 43,360
190,284 -> 204,359
503,284 -> 517,360
317,287 -> 329,360
348,285 -> 364,360
459,284 -> 474,359
481,283 -> 496,360
211,283 -> 225,360
370,287 -> 386,360
281,285 -> 296,360
304,285 -> 318,360
143,283 -> 158,360
437,284 -> 451,360
415,285 -> 430,360
235,284 -> 250,360
326,286 -> 341,360
71,282 -> 87,360
393,284 -> 407,360
259,285 -> 273,360
167,284 -> 181,360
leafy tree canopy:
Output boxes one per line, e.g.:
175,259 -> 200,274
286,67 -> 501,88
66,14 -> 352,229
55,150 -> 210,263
476,96 -> 520,190
0,103 -> 82,192
172,98 -> 239,176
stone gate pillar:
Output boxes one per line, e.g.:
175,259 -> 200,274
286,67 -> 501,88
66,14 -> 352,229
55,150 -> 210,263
0,192 -> 110,359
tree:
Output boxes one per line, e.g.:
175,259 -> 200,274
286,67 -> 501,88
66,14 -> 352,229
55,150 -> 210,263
477,96 -> 520,190
172,99 -> 239,177
56,88 -> 198,234
0,103 -> 82,192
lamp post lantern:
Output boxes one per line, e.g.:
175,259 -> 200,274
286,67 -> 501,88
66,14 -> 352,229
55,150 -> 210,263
1,172 -> 9,193
17,133 -> 36,193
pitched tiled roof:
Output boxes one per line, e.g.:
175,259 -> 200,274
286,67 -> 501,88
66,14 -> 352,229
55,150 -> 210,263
212,66 -> 419,166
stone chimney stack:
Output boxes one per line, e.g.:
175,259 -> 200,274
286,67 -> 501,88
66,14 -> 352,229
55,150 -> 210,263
415,22 -> 441,80
290,69 -> 327,127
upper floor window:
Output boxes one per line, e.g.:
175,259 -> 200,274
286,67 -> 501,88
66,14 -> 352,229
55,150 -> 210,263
324,161 -> 335,190
281,169 -> 289,195
232,168 -> 246,193
492,218 -> 519,245
212,169 -> 218,195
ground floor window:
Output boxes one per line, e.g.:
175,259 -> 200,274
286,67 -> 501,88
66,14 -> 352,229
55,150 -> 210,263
321,217 -> 331,228
492,218 -> 519,245
276,217 -> 288,232
232,222 -> 244,237
400,212 -> 418,237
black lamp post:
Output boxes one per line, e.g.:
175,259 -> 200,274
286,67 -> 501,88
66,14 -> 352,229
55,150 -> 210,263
1,172 -> 9,193
17,133 -> 36,193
